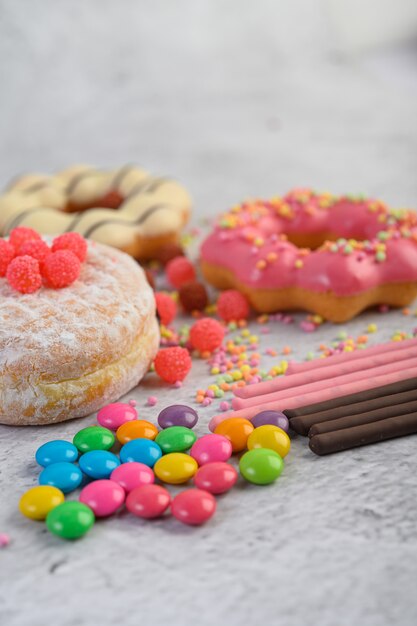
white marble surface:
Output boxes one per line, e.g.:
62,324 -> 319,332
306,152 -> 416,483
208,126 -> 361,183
1,2 -> 417,625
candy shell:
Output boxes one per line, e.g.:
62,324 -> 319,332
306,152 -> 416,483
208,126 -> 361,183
46,501 -> 95,540
73,426 -> 115,453
19,485 -> 65,521
154,453 -> 198,484
119,439 -> 162,467
247,425 -> 291,458
194,462 -> 238,494
190,434 -> 232,465
214,417 -> 254,453
155,426 -> 197,454
110,462 -> 154,492
251,410 -> 289,432
97,402 -> 137,430
157,405 -> 198,429
79,480 -> 125,517
116,420 -> 158,445
126,485 -> 171,519
239,448 -> 284,485
171,489 -> 216,525
78,450 -> 120,479
35,440 -> 78,467
39,462 -> 83,494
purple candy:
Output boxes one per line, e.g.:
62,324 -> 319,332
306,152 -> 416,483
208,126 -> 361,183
251,410 -> 289,432
157,404 -> 198,429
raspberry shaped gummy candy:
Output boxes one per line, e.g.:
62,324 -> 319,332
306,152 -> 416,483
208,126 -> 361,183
155,292 -> 177,326
6,255 -> 42,294
166,256 -> 196,289
154,347 -> 192,383
189,318 -> 225,353
179,281 -> 208,312
217,290 -> 250,321
52,233 -> 88,262
0,239 -> 15,276
43,250 -> 81,289
9,227 -> 41,252
19,240 -> 51,265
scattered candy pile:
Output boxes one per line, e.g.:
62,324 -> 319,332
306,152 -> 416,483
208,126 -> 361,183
0,227 -> 87,293
19,403 -> 290,539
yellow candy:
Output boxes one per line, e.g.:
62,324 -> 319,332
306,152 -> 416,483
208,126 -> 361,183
19,485 -> 65,521
247,425 -> 291,458
154,453 -> 198,485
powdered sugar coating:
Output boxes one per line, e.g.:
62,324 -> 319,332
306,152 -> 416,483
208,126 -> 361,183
0,240 -> 159,425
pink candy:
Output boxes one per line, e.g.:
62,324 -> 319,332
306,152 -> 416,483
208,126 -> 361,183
171,489 -> 216,526
190,434 -> 233,465
194,462 -> 238,494
110,462 -> 154,492
126,485 -> 171,519
97,402 -> 137,430
79,479 -> 125,517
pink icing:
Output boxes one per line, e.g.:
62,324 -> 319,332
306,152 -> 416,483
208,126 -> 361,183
200,190 -> 417,296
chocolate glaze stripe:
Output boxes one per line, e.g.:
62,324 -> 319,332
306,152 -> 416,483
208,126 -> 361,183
110,164 -> 138,189
20,180 -> 51,194
66,168 -> 97,195
283,377 -> 417,419
4,207 -> 56,235
82,203 -> 173,239
127,177 -> 171,200
289,386 -> 417,436
309,411 -> 417,456
308,398 -> 417,437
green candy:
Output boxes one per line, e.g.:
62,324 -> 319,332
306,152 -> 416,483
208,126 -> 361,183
73,426 -> 115,453
46,502 -> 95,540
239,448 -> 284,485
155,426 -> 197,454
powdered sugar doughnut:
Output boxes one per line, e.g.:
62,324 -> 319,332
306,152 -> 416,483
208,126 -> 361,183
200,190 -> 417,322
0,240 -> 159,425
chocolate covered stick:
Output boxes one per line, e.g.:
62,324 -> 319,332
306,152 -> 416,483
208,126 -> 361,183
235,338 -> 417,399
285,337 -> 417,376
284,377 -> 417,419
308,398 -> 417,437
309,411 -> 417,455
208,367 -> 417,431
290,386 -> 417,436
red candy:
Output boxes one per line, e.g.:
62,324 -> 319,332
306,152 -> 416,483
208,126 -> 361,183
194,461 -> 238,494
166,256 -> 196,289
217,290 -> 250,321
154,347 -> 192,383
19,240 -> 51,265
42,250 -> 81,288
52,233 -> 88,262
189,318 -> 225,353
171,488 -> 216,526
126,484 -> 171,519
6,256 -> 42,293
9,227 -> 41,251
155,292 -> 177,326
0,240 -> 15,276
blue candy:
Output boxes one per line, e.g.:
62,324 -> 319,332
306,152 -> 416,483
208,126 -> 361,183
35,440 -> 78,467
39,462 -> 83,494
78,450 -> 120,479
120,438 -> 162,467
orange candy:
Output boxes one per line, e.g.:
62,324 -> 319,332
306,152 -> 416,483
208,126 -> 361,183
116,420 -> 159,445
214,417 -> 254,453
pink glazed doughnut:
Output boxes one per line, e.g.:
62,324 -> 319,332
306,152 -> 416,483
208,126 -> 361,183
200,190 -> 417,322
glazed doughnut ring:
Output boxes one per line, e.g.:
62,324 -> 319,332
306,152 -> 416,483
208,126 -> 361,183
0,164 -> 192,260
0,239 -> 159,425
201,189 -> 417,322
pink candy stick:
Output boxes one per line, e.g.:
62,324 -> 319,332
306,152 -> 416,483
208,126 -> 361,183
232,355 -> 417,410
209,364 -> 417,431
286,337 -> 417,376
232,346 -> 417,407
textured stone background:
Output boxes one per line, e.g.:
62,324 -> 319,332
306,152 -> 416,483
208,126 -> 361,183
0,2 -> 417,625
